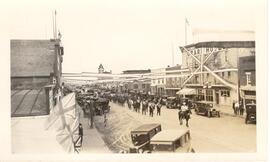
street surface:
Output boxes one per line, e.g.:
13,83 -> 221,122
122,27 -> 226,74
94,102 -> 256,153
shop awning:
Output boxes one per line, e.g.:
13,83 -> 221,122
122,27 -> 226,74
176,88 -> 196,95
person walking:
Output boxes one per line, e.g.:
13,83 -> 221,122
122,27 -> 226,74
156,102 -> 162,116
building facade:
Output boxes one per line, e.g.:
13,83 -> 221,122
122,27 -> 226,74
165,65 -> 188,96
150,68 -> 166,96
10,39 -> 64,116
120,70 -> 151,93
238,55 -> 256,106
180,41 -> 255,107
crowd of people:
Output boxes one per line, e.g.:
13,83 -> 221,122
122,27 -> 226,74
110,93 -> 192,127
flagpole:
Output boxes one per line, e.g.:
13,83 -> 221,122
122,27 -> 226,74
185,18 -> 187,45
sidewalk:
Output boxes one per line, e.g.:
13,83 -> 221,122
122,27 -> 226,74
215,105 -> 245,119
79,117 -> 111,153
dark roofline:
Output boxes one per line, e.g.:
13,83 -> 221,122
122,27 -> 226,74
122,69 -> 151,74
180,41 -> 255,52
10,39 -> 61,44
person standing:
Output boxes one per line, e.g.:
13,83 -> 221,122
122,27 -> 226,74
239,101 -> 244,116
149,102 -> 154,117
89,100 -> 95,129
78,123 -> 83,146
235,101 -> 240,115
232,101 -> 236,115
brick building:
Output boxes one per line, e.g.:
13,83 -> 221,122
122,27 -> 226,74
10,39 -> 64,117
238,56 -> 256,106
179,41 -> 255,107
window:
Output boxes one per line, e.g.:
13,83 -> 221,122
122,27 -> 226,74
205,89 -> 213,101
245,72 -> 251,85
228,71 -> 231,77
221,90 -> 230,97
207,73 -> 209,78
222,72 -> 225,77
197,89 -> 205,101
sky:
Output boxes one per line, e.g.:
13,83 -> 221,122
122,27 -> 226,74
6,0 -> 258,74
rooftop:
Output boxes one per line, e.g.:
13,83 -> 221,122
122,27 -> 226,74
131,123 -> 161,133
151,129 -> 190,142
11,89 -> 48,117
180,41 -> 255,52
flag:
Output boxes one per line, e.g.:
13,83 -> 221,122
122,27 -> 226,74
44,92 -> 81,153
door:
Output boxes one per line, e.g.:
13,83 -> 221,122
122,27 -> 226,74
215,91 -> 219,104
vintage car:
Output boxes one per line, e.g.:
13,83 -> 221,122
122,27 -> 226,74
194,101 -> 220,117
149,129 -> 195,153
166,97 -> 178,109
129,123 -> 162,153
245,103 -> 256,124
94,97 -> 110,115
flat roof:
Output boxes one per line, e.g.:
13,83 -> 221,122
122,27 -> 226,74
131,123 -> 161,133
151,129 -> 189,142
180,41 -> 255,51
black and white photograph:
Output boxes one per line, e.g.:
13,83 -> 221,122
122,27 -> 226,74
0,0 -> 268,161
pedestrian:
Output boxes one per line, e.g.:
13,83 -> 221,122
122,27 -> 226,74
78,123 -> 83,146
179,102 -> 190,127
235,101 -> 240,115
149,102 -> 154,117
89,100 -> 95,129
239,101 -> 244,116
232,101 -> 236,115
156,102 -> 162,116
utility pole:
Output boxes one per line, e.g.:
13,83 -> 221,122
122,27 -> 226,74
185,18 -> 189,45
171,42 -> 175,66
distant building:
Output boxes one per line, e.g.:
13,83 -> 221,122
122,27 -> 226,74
180,41 -> 255,107
165,65 -> 187,96
98,64 -> 104,74
150,68 -> 166,96
10,39 -> 64,117
97,64 -> 112,80
239,56 -> 256,106
120,69 -> 151,93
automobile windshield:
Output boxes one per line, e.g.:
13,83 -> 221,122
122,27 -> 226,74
152,144 -> 173,152
131,134 -> 148,146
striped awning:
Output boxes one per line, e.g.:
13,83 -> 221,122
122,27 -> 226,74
176,88 -> 196,95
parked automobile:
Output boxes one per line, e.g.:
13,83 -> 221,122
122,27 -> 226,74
166,97 -> 178,109
149,129 -> 195,153
129,123 -> 162,153
245,103 -> 256,124
194,101 -> 220,117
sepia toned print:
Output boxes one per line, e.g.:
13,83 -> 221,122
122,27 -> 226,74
9,0 -> 261,157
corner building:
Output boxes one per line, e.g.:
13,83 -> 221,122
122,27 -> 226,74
179,41 -> 255,107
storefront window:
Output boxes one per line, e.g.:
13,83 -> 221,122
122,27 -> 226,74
206,89 -> 213,101
221,90 -> 230,97
197,89 -> 205,101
